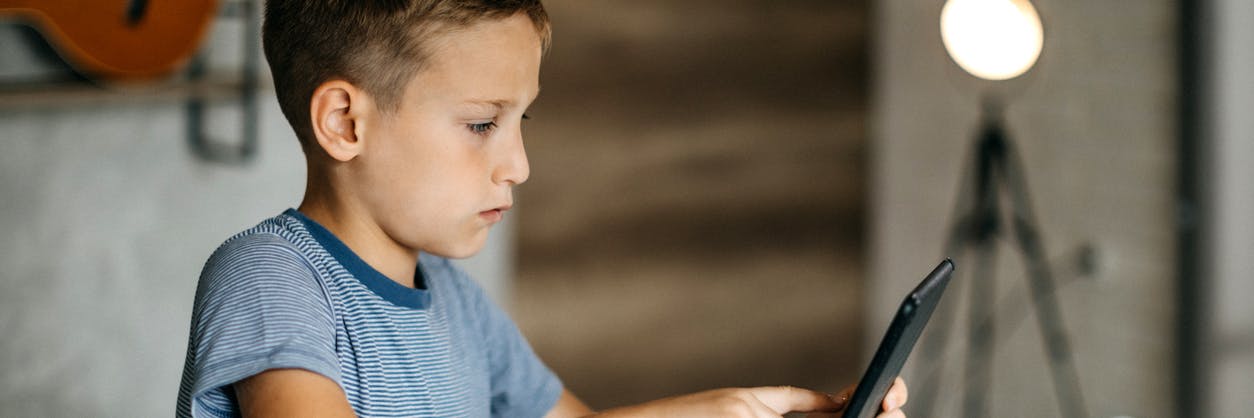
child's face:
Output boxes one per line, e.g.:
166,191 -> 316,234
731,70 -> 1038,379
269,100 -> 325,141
355,13 -> 541,258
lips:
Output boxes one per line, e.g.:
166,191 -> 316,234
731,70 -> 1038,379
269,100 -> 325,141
479,204 -> 511,223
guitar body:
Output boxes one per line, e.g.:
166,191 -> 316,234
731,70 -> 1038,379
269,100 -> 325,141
0,0 -> 219,80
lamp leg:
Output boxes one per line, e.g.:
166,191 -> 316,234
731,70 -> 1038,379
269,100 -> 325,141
1003,144 -> 1090,418
962,237 -> 998,418
913,121 -> 993,416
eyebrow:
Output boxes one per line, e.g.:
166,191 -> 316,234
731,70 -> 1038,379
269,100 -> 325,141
461,88 -> 542,110
462,100 -> 510,110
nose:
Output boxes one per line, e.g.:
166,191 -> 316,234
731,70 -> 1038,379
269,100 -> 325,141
492,124 -> 530,186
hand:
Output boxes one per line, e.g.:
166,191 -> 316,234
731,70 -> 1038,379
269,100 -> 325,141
593,386 -> 844,418
807,377 -> 909,418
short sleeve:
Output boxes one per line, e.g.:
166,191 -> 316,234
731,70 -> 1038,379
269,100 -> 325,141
443,260 -> 563,418
177,233 -> 340,418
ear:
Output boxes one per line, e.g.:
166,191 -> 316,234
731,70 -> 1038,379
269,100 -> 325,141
309,80 -> 370,162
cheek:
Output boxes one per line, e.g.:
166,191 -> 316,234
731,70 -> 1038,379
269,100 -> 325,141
376,133 -> 484,221
394,155 -> 493,255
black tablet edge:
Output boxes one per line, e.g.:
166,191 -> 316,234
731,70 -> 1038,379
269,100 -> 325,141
841,259 -> 954,418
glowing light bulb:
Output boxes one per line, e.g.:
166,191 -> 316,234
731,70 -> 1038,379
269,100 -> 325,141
940,0 -> 1044,81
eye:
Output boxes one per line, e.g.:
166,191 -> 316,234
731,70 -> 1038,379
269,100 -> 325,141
522,113 -> 531,120
468,121 -> 497,136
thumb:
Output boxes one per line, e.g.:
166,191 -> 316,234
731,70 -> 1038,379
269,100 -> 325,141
748,386 -> 844,414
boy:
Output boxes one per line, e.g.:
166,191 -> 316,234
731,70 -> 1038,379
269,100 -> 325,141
177,1 -> 908,417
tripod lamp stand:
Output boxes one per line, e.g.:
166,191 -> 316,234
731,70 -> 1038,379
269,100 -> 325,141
911,1 -> 1089,417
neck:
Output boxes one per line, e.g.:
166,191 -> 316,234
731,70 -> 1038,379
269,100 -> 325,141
298,172 -> 420,288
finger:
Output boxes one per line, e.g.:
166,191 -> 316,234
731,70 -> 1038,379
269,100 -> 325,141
894,377 -> 908,405
881,377 -> 908,411
875,409 -> 906,418
742,396 -> 785,418
833,384 -> 856,411
748,386 -> 842,414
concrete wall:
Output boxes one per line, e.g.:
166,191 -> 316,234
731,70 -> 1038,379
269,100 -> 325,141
0,14 -> 511,418
1202,0 -> 1254,415
870,1 -> 1178,417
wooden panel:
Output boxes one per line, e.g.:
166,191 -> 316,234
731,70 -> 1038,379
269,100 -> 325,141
514,0 -> 871,409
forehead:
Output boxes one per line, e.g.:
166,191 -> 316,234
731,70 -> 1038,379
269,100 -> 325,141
407,14 -> 543,102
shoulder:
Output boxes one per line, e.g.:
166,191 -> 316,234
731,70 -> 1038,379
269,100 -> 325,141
194,213 -> 329,310
208,213 -> 314,266
203,213 -> 318,276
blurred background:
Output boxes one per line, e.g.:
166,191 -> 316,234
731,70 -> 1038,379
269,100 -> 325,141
0,0 -> 1249,417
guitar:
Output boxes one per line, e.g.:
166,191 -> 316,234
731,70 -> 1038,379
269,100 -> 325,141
0,0 -> 219,81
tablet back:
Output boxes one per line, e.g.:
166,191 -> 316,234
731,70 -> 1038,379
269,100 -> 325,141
842,259 -> 954,418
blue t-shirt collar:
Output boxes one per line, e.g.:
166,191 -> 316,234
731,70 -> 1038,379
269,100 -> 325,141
285,208 -> 431,309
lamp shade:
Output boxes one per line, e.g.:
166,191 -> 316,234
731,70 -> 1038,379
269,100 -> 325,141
940,0 -> 1044,81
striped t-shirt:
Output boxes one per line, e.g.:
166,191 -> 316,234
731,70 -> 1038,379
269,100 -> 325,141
176,209 -> 562,417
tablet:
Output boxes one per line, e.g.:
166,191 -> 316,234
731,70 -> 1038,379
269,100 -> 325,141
842,259 -> 954,418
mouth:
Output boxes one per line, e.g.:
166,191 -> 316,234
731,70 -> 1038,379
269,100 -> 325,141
479,204 -> 512,223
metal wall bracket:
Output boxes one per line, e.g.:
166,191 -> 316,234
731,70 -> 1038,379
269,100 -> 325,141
0,0 -> 263,165
186,0 -> 260,165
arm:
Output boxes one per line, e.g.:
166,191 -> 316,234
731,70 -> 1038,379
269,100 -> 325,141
545,378 -> 909,418
542,389 -> 595,418
235,369 -> 357,418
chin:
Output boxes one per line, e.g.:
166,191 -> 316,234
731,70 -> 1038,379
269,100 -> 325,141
426,232 -> 490,260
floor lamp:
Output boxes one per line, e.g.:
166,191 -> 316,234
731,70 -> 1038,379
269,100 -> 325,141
910,1 -> 1089,417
